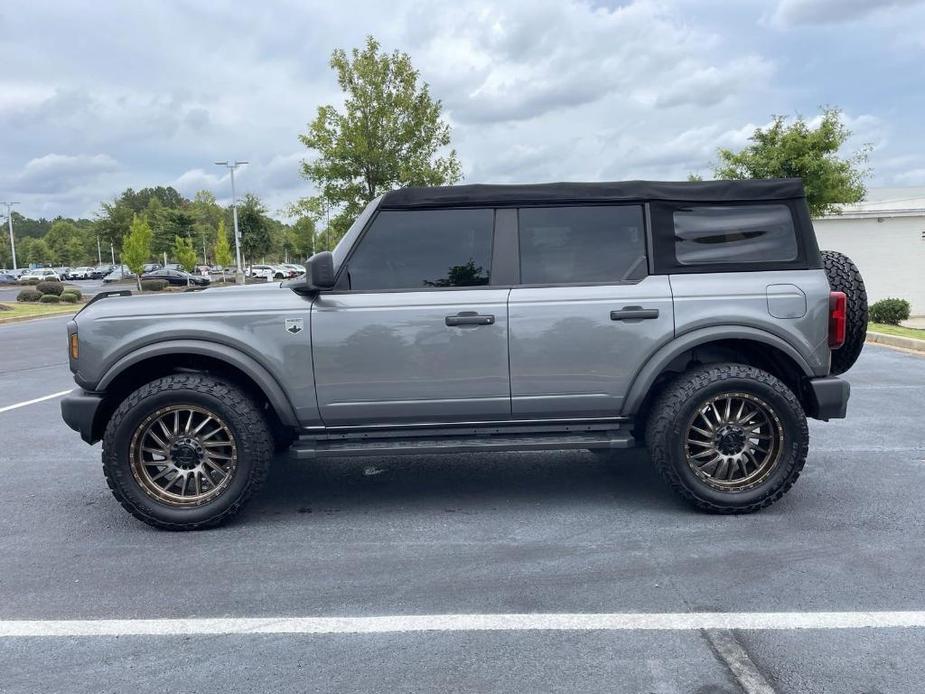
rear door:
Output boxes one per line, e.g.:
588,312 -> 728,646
508,205 -> 674,418
311,207 -> 511,426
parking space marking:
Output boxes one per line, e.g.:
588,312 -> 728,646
2,611 -> 925,637
0,389 -> 72,414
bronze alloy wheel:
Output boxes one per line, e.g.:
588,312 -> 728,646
129,404 -> 238,506
683,392 -> 784,492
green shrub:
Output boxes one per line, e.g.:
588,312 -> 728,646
141,279 -> 168,292
869,298 -> 910,325
20,277 -> 40,285
16,289 -> 42,302
60,292 -> 79,303
39,294 -> 61,303
62,286 -> 82,300
36,280 -> 64,296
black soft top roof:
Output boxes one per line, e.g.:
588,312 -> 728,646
380,178 -> 805,209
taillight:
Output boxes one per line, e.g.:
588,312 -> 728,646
828,291 -> 847,350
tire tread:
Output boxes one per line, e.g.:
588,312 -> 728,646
645,363 -> 808,514
102,373 -> 273,530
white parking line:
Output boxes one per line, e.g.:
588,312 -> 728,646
0,389 -> 72,414
2,611 -> 925,637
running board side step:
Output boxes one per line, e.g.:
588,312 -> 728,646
289,431 -> 636,460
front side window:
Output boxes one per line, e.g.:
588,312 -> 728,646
673,204 -> 797,265
518,205 -> 647,285
346,209 -> 493,291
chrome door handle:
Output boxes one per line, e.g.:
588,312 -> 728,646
446,311 -> 495,327
610,306 -> 659,321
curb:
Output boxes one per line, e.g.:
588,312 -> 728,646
0,311 -> 78,326
866,331 -> 925,353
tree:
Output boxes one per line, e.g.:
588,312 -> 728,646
237,194 -> 272,262
714,108 -> 869,217
289,216 -> 316,260
44,220 -> 83,265
298,35 -> 462,243
213,219 -> 233,282
20,237 -> 51,265
173,235 -> 198,284
122,215 -> 152,291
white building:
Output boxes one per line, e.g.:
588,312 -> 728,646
813,187 -> 925,317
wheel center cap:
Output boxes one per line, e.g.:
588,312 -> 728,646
715,425 -> 746,455
170,437 -> 204,470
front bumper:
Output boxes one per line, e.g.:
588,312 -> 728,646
61,389 -> 105,444
807,376 -> 850,421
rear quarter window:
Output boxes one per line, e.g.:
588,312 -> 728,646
673,204 -> 797,265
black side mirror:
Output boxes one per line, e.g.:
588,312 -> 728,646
306,251 -> 335,291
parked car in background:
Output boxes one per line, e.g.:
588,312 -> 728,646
281,264 -> 306,277
69,267 -> 94,280
90,265 -> 114,279
0,272 -> 16,285
163,263 -> 183,272
102,265 -> 136,283
19,268 -> 60,282
248,264 -> 276,280
53,267 -> 72,280
142,263 -> 162,274
141,268 -> 211,287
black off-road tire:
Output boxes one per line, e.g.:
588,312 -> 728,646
821,249 -> 867,375
102,374 -> 273,530
645,363 -> 808,513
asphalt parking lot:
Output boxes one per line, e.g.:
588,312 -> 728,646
0,278 -> 107,303
1,315 -> 924,693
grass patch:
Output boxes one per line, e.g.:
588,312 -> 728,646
0,301 -> 81,322
869,322 -> 925,341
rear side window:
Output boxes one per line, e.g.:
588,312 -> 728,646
346,209 -> 493,291
518,205 -> 646,284
673,204 -> 797,265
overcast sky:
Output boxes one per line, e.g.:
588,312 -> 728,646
1,0 -> 924,220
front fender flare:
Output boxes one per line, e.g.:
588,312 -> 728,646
96,339 -> 298,427
621,326 -> 816,416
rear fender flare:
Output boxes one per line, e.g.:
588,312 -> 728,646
621,326 -> 815,416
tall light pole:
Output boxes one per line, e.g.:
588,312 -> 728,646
1,201 -> 20,269
214,160 -> 247,284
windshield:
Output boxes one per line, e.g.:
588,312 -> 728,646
332,196 -> 382,272
283,196 -> 382,289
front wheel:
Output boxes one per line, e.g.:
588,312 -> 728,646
645,363 -> 808,513
102,374 -> 273,530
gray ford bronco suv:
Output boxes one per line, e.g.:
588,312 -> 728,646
61,179 -> 867,530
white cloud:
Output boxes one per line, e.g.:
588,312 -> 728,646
9,153 -> 120,194
771,0 -> 924,26
0,0 -> 921,218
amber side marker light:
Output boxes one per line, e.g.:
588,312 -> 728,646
69,333 -> 79,360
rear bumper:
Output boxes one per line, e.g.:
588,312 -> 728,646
61,389 -> 105,444
807,376 -> 850,421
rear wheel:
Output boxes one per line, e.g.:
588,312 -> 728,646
821,250 -> 867,375
102,374 -> 273,530
646,363 -> 808,513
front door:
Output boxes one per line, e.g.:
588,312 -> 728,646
507,204 -> 675,418
311,207 -> 511,426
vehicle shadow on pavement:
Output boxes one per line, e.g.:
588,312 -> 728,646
247,448 -> 681,521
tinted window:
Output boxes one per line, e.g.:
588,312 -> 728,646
674,204 -> 797,265
518,205 -> 646,284
346,209 -> 493,291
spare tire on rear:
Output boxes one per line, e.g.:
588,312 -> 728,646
821,250 -> 867,375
